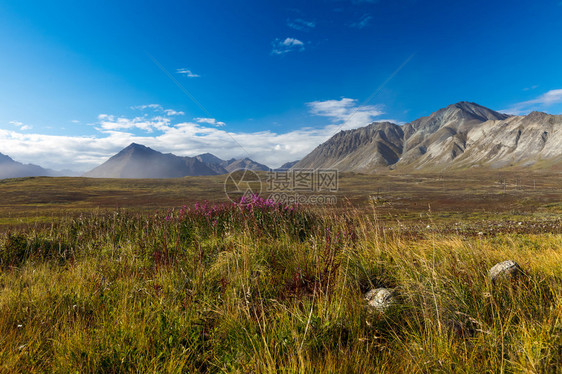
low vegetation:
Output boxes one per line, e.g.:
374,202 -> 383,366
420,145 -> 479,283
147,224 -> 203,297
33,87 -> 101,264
0,193 -> 560,372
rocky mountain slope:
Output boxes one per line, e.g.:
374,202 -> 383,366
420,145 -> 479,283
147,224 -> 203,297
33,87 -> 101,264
397,102 -> 509,168
295,122 -> 404,173
295,102 -> 562,172
453,111 -> 562,169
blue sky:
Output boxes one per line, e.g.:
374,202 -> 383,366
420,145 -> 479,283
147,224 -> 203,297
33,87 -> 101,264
1,0 -> 561,171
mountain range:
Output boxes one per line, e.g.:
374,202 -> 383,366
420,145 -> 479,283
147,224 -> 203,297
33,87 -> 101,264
1,102 -> 561,179
294,102 -> 562,172
195,153 -> 270,174
83,143 -> 269,179
0,152 -> 60,179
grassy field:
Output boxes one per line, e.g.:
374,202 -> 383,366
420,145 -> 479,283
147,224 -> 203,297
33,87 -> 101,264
0,171 -> 560,372
1,170 -> 561,228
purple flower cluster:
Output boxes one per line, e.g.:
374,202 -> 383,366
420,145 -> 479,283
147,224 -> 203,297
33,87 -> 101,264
192,201 -> 226,216
167,195 -> 298,225
238,194 -> 295,212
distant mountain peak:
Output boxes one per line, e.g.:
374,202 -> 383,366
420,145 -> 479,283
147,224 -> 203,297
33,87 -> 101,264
450,101 -> 480,108
114,143 -> 162,160
85,145 -> 271,178
447,101 -> 484,113
526,111 -> 549,119
126,142 -> 146,149
124,143 -> 152,151
84,144 -> 217,178
195,153 -> 225,166
434,101 -> 509,121
0,152 -> 58,179
0,152 -> 15,164
223,157 -> 269,172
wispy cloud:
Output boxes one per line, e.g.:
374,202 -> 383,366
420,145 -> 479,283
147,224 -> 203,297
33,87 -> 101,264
9,121 -> 32,131
131,104 -> 161,110
523,85 -> 539,91
271,37 -> 305,55
96,114 -> 172,133
163,109 -> 184,116
195,117 -> 226,127
287,18 -> 316,31
502,89 -> 562,115
176,68 -> 200,78
350,14 -> 373,28
307,98 -> 385,130
531,89 -> 562,105
131,104 -> 185,116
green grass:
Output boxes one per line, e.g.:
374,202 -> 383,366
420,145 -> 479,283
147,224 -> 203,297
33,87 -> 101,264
0,195 -> 561,373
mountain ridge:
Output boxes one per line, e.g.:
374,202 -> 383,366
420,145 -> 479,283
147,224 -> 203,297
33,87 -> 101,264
295,102 -> 561,172
83,143 -> 271,178
0,152 -> 60,179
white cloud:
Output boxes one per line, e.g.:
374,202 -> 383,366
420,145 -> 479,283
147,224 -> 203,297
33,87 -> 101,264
164,109 -> 185,116
271,37 -> 305,55
307,98 -> 385,130
287,18 -> 316,31
9,121 -> 32,131
534,89 -> 562,105
195,117 -> 226,127
176,68 -> 200,78
502,89 -> 562,115
131,104 -> 185,116
0,123 -> 327,171
131,104 -> 162,111
0,98 -> 384,171
96,114 -> 173,133
350,14 -> 373,29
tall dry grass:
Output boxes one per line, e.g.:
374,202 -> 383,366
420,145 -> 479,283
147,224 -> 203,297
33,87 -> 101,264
0,199 -> 560,372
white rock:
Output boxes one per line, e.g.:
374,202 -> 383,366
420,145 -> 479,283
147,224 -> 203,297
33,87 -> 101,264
365,288 -> 396,312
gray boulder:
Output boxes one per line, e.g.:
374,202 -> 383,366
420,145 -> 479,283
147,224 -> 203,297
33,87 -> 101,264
365,288 -> 396,312
489,260 -> 523,283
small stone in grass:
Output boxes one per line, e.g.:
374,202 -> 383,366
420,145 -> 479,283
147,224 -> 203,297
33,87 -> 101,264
489,260 -> 523,283
365,288 -> 396,312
